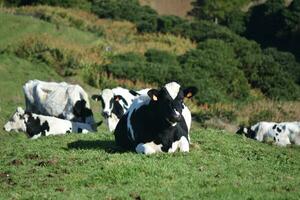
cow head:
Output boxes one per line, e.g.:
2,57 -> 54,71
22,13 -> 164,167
4,107 -> 26,132
147,82 -> 197,126
73,99 -> 95,125
236,126 -> 256,139
92,89 -> 128,119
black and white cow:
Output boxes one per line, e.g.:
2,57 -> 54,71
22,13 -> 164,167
114,82 -> 197,154
269,122 -> 300,146
92,87 -> 149,132
236,121 -> 276,142
4,107 -> 100,139
23,80 -> 95,127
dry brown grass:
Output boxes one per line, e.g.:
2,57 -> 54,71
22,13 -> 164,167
2,6 -> 195,56
139,0 -> 194,18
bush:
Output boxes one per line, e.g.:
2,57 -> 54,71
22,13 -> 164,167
104,51 -> 182,86
179,39 -> 251,103
4,0 -> 91,10
91,0 -> 158,33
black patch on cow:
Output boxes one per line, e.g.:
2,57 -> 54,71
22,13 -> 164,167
58,114 -> 65,119
116,95 -> 129,107
236,127 -> 245,135
25,113 -> 50,138
277,127 -> 282,133
112,101 -> 124,119
236,126 -> 256,139
66,130 -> 71,134
246,128 -> 257,139
91,94 -> 101,101
129,90 -> 139,96
78,128 -> 82,133
114,85 -> 195,152
73,100 -> 94,123
272,124 -> 277,129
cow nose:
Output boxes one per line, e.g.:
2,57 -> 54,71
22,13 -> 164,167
102,111 -> 111,118
172,114 -> 181,122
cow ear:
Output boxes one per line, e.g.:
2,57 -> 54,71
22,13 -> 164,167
184,87 -> 198,99
129,90 -> 140,96
91,95 -> 101,101
17,107 -> 24,114
147,89 -> 159,101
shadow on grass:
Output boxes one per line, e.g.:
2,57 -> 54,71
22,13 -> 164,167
67,140 -> 127,153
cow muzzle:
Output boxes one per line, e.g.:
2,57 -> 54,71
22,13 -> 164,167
3,123 -> 11,132
102,111 -> 112,119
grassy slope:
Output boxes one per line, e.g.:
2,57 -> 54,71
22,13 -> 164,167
0,8 -> 300,200
0,12 -> 99,47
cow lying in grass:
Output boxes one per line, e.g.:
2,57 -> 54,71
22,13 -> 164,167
92,87 -> 150,132
4,107 -> 101,139
270,122 -> 300,146
237,121 -> 300,146
236,121 -> 276,142
114,82 -> 197,154
23,80 -> 95,126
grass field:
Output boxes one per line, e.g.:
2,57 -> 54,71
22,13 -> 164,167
0,7 -> 300,200
1,48 -> 300,200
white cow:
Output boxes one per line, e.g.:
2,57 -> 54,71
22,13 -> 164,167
236,121 -> 276,142
270,122 -> 300,146
4,107 -> 100,139
23,80 -> 95,127
92,87 -> 149,132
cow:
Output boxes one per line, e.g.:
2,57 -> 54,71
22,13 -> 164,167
236,121 -> 276,142
92,87 -> 150,132
23,80 -> 95,127
114,82 -> 197,154
3,107 -> 101,139
270,122 -> 300,146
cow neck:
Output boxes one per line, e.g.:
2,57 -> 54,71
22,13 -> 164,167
146,102 -> 174,132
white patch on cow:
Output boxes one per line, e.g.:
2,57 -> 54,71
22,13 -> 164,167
106,113 -> 119,132
168,140 -> 179,153
271,122 -> 300,146
135,142 -> 162,155
167,136 -> 189,153
127,95 -> 151,141
182,104 -> 191,132
250,122 -> 276,142
23,80 -> 94,125
101,89 -> 114,115
179,136 -> 189,152
164,82 -> 180,100
243,127 -> 248,133
30,134 -> 42,140
100,87 -> 151,132
4,107 -> 96,138
4,107 -> 26,132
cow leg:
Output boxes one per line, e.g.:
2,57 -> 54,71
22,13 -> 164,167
178,136 -> 189,152
135,142 -> 162,155
168,141 -> 179,153
30,133 -> 42,139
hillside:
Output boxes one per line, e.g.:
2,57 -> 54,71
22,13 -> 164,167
0,5 -> 300,199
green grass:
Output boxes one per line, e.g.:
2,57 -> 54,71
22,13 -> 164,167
0,12 -> 100,47
0,53 -> 299,200
0,129 -> 299,199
